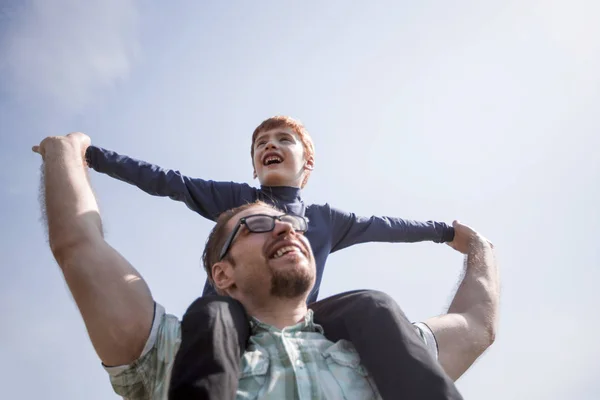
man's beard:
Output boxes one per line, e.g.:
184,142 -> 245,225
269,265 -> 313,298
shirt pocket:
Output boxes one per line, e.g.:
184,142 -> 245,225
322,340 -> 379,400
236,349 -> 270,400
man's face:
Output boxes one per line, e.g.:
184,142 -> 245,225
252,127 -> 310,188
219,205 -> 316,300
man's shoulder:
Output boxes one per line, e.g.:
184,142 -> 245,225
105,303 -> 181,374
104,303 -> 181,399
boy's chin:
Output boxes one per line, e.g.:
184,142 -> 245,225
259,172 -> 299,187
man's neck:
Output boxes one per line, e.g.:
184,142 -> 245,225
245,296 -> 308,330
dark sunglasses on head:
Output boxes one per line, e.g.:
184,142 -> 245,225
219,213 -> 308,261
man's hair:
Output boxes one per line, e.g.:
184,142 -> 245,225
250,116 -> 315,188
202,200 -> 277,286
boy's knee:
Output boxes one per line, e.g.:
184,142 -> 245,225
355,289 -> 392,304
354,290 -> 404,315
182,295 -> 250,350
184,295 -> 246,320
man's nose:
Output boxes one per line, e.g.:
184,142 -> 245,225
272,219 -> 295,237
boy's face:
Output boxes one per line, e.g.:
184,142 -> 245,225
252,127 -> 313,187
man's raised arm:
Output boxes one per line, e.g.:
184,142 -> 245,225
425,221 -> 499,381
34,133 -> 155,367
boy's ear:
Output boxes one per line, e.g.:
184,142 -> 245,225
253,170 -> 257,179
304,156 -> 315,171
212,261 -> 235,292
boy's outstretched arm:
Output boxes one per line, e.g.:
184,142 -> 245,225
424,221 -> 499,381
86,143 -> 253,220
330,207 -> 454,252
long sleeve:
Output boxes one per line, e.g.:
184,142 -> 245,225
329,206 -> 454,253
86,145 -> 255,220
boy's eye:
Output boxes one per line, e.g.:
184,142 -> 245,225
256,141 -> 266,147
280,138 -> 291,143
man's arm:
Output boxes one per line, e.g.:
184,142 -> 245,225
329,206 -> 454,252
86,144 -> 254,220
35,133 -> 155,367
424,221 -> 499,381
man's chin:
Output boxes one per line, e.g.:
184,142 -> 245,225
270,267 -> 314,299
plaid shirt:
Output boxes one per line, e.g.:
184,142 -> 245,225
105,303 -> 438,399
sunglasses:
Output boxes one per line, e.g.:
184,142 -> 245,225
219,213 -> 308,261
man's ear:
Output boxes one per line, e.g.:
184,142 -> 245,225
304,156 -> 314,171
212,261 -> 235,292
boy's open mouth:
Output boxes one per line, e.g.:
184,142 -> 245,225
262,153 -> 284,166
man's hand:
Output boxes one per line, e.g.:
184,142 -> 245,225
448,220 -> 493,254
32,132 -> 91,161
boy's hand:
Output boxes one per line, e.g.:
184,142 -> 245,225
33,132 -> 91,161
447,220 -> 493,254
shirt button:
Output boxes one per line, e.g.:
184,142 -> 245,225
296,359 -> 304,368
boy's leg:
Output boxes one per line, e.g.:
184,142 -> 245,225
310,290 -> 463,400
168,296 -> 250,400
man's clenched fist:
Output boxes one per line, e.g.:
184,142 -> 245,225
447,220 -> 493,254
32,132 -> 91,160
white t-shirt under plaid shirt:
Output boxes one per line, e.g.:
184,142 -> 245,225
104,303 -> 439,399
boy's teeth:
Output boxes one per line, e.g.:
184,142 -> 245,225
264,156 -> 282,165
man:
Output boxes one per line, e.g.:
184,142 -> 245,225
34,132 -> 498,399
85,116 -> 462,400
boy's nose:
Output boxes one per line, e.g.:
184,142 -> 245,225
265,141 -> 278,150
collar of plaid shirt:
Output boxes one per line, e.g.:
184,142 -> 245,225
238,309 -> 382,400
248,309 -> 325,335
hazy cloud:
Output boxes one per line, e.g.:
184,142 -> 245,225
0,0 -> 140,112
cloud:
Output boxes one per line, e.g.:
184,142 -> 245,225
0,0 -> 140,113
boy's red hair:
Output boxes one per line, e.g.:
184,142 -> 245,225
251,116 -> 315,188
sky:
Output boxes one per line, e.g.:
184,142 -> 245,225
0,0 -> 599,398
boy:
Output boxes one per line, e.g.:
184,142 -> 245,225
85,116 -> 462,399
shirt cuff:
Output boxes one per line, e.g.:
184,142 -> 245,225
413,322 -> 439,360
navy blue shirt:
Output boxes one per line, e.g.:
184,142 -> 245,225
86,145 -> 454,303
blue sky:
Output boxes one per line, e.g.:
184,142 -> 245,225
1,1 -> 599,398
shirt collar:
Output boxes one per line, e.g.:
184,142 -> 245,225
260,185 -> 302,202
249,309 -> 324,335
259,185 -> 305,216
